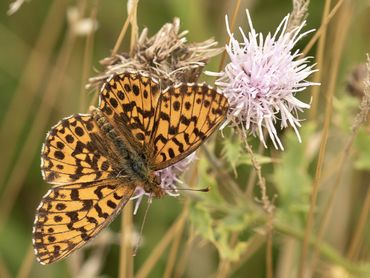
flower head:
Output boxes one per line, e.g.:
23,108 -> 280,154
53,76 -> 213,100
213,10 -> 318,150
132,153 -> 197,214
87,18 -> 222,90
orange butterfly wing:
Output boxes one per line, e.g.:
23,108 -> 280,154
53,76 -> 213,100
34,72 -> 229,264
41,114 -> 117,185
33,179 -> 135,264
150,83 -> 229,169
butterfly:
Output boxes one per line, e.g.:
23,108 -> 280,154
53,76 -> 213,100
33,71 -> 229,264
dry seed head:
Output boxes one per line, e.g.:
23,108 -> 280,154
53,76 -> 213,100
287,0 -> 310,32
87,18 -> 223,90
346,63 -> 369,99
351,55 -> 370,132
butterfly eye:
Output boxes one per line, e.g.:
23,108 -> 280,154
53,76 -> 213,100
154,174 -> 161,185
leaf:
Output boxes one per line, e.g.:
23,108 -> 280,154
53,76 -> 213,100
213,230 -> 248,261
221,134 -> 242,176
272,123 -> 316,225
189,202 -> 215,242
189,200 -> 258,261
198,155 -> 225,205
221,135 -> 273,176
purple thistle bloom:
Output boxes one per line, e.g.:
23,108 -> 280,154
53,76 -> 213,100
211,10 -> 319,150
132,153 -> 197,214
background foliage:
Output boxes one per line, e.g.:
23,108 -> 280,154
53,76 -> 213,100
0,0 -> 369,277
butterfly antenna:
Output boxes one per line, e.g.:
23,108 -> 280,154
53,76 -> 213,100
133,194 -> 152,256
175,186 -> 210,192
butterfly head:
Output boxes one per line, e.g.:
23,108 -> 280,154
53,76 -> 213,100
143,172 -> 165,198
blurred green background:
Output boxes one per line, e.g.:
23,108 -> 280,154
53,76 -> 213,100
0,0 -> 369,277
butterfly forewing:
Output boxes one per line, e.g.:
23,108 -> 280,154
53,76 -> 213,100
150,84 -> 229,170
41,114 -> 116,185
33,179 -> 135,264
99,73 -> 161,149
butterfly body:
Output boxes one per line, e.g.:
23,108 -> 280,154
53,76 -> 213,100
33,72 -> 229,264
91,107 -> 164,198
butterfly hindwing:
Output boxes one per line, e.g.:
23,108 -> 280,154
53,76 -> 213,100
150,84 -> 229,170
99,72 -> 161,149
33,179 -> 135,264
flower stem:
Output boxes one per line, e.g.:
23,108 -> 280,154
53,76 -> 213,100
119,201 -> 134,278
218,0 -> 241,72
275,222 -> 368,276
0,23 -> 77,234
136,209 -> 188,278
298,2 -> 350,275
16,244 -> 34,278
302,0 -> 344,57
79,0 -> 99,112
0,0 -> 66,194
347,186 -> 370,260
309,0 -> 331,120
163,203 -> 188,278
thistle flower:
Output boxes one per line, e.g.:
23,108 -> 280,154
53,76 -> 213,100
132,153 -> 197,214
212,10 -> 318,150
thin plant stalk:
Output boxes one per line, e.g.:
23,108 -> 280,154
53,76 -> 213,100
217,135 -> 267,277
129,0 -> 139,56
347,186 -> 370,260
0,0 -> 66,187
202,146 -> 245,203
218,0 -> 241,72
229,234 -> 265,276
266,221 -> 273,278
77,0 -> 88,15
302,0 -> 344,57
0,29 -> 77,233
174,227 -> 196,277
244,141 -> 274,278
118,1 -> 139,277
275,222 -> 366,275
245,134 -> 267,197
216,259 -> 231,278
136,210 -> 188,278
170,161 -> 201,277
309,0 -> 332,119
119,201 -> 134,278
79,0 -> 99,112
163,204 -> 188,278
244,141 -> 274,214
16,244 -> 34,278
312,122 -> 358,267
111,17 -> 130,56
275,237 -> 298,278
0,256 -> 10,278
298,2 -> 350,276
215,2 -> 260,275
